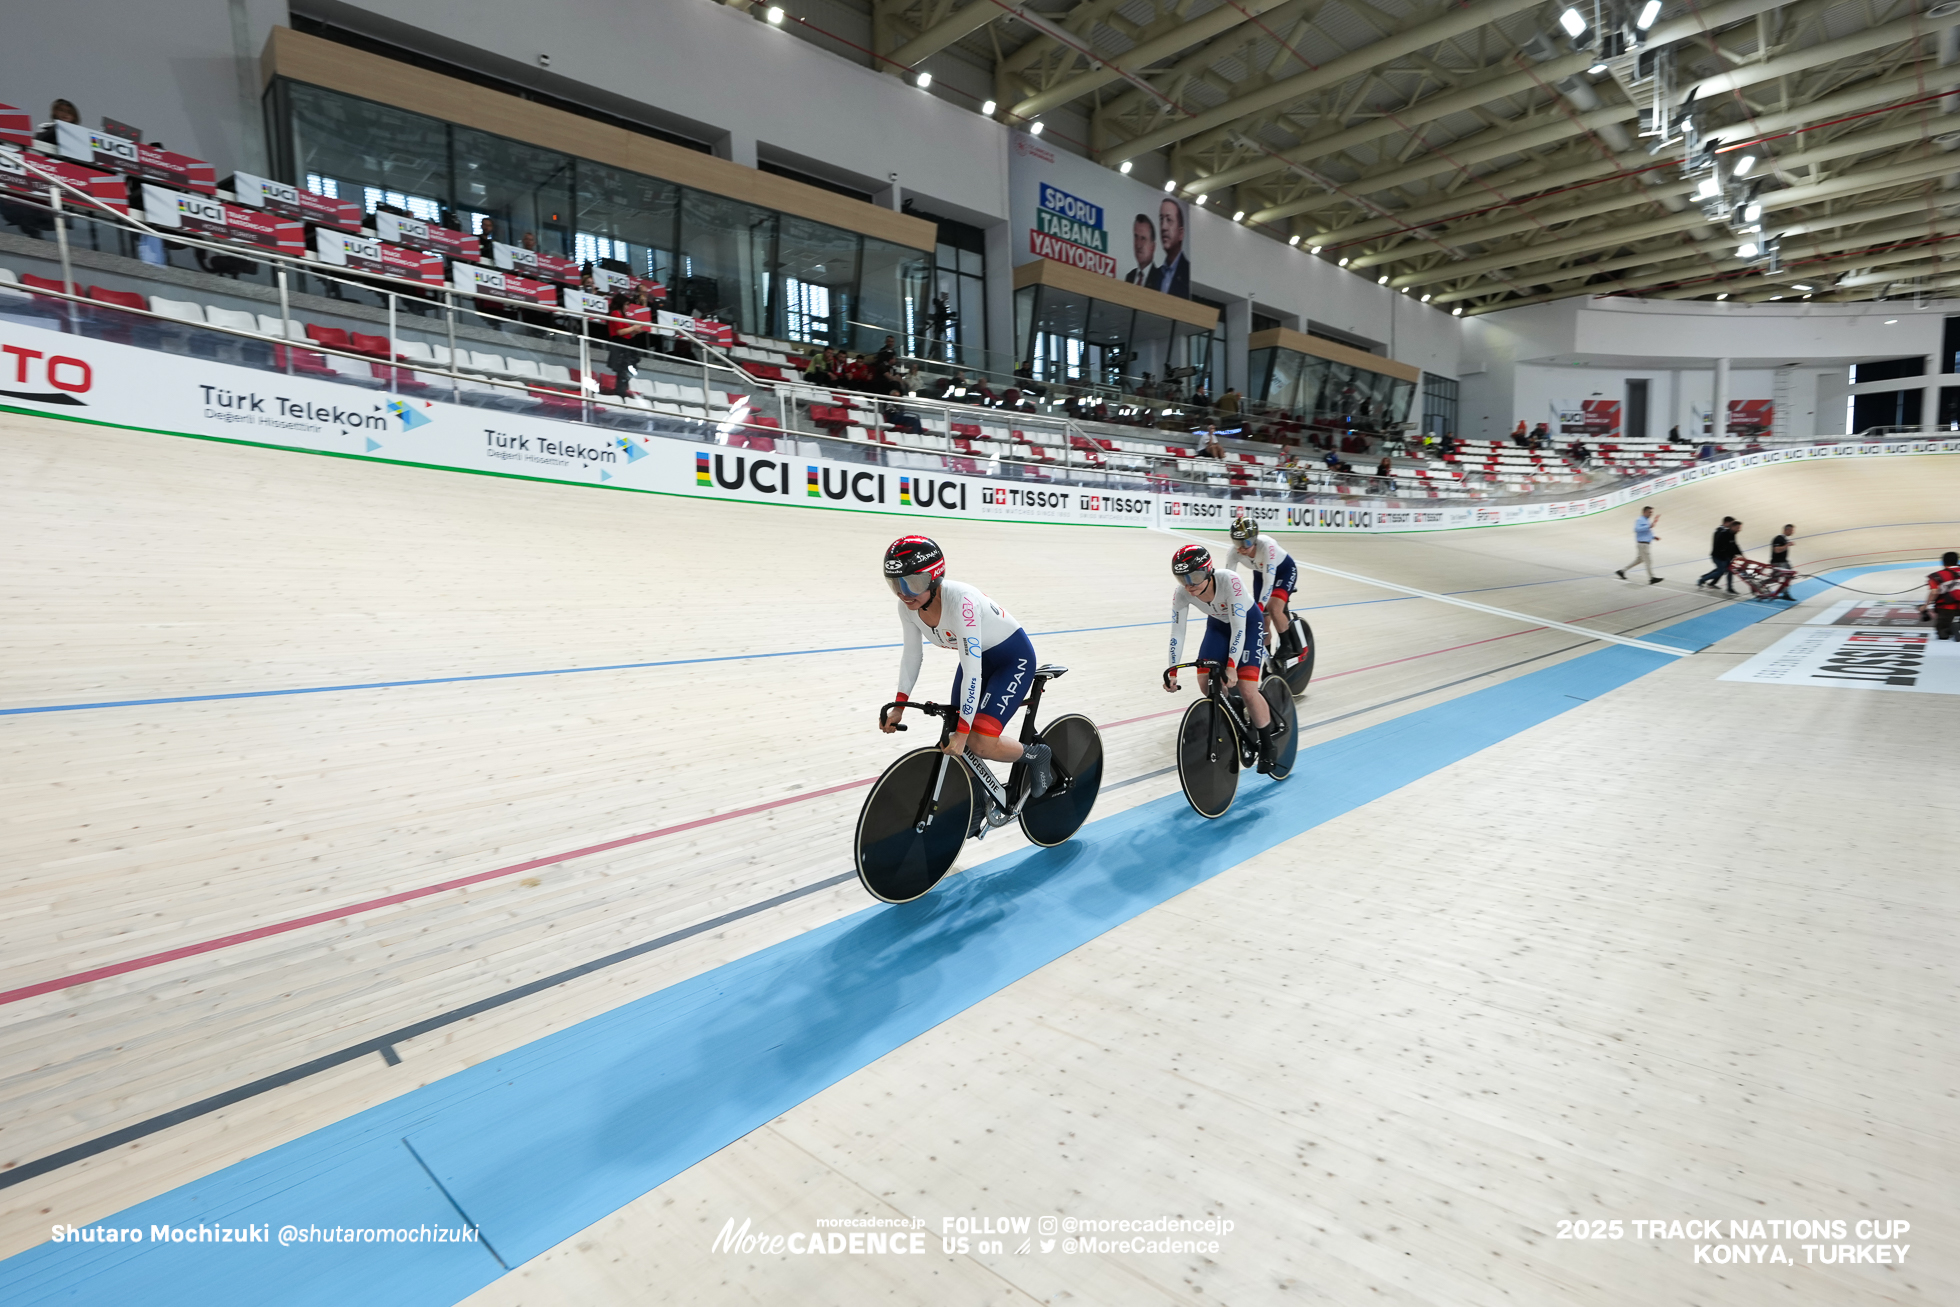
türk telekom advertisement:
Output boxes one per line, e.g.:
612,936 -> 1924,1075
1010,136 -> 1193,298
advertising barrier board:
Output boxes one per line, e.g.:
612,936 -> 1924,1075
0,319 -> 1956,535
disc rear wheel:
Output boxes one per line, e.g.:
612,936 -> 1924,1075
1019,713 -> 1104,847
1260,676 -> 1300,780
1280,618 -> 1317,695
855,748 -> 973,903
1176,697 -> 1239,819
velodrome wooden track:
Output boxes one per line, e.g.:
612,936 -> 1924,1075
2,411 -> 1956,1305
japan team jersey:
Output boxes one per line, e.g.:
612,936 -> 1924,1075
1234,536 -> 1290,592
895,580 -> 1025,729
1168,570 -> 1254,669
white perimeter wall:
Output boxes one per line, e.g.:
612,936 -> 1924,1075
1462,296 -> 1956,441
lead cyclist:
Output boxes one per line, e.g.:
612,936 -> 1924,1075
879,534 -> 1053,798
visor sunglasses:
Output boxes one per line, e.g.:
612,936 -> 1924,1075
886,570 -> 938,598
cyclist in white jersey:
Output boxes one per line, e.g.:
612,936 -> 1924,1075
1163,543 -> 1280,769
1229,517 -> 1299,658
879,535 -> 1052,796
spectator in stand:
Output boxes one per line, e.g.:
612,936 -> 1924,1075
1698,516 -> 1745,593
1698,439 -> 1718,461
33,98 -> 80,144
603,285 -> 650,397
803,347 -> 833,385
1135,372 -> 1157,399
875,334 -> 898,372
477,218 -> 499,262
1568,439 -> 1590,465
1323,448 -> 1340,470
1201,427 -> 1226,460
1511,420 -> 1528,447
1217,388 -> 1241,416
1529,422 -> 1551,449
1374,454 -> 1394,493
1668,424 -> 1681,442
926,294 -> 955,360
1439,430 -> 1457,458
1616,505 -> 1663,585
1191,385 -> 1212,409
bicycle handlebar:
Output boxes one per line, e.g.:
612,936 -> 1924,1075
878,699 -> 956,732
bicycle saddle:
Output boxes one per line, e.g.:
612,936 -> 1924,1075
1034,663 -> 1069,681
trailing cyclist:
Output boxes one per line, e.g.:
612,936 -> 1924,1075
880,535 -> 1053,797
1163,543 -> 1283,771
1229,517 -> 1301,661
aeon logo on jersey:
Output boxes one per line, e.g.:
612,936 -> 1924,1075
0,341 -> 94,406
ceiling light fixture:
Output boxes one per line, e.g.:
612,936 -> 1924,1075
1452,306 -> 1463,316
1378,274 -> 1389,284
1338,256 -> 1350,266
1163,178 -> 1176,192
1421,293 -> 1432,302
1768,294 -> 1782,300
1195,193 -> 1208,205
1792,283 -> 1814,291
1885,318 -> 1899,324
981,99 -> 996,116
1733,154 -> 1757,177
1309,244 -> 1322,254
1737,241 -> 1759,259
1637,0 -> 1662,29
914,71 -> 932,89
765,5 -> 784,22
1233,209 -> 1245,221
1743,201 -> 1763,223
1559,7 -> 1586,36
1288,234 -> 1301,246
1118,160 -> 1132,174
1029,120 -> 1044,136
1717,292 -> 1729,300
1695,177 -> 1720,200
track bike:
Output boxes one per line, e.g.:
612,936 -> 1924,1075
1164,658 -> 1298,819
854,664 -> 1104,903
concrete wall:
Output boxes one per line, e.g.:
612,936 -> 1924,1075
0,0 -> 286,174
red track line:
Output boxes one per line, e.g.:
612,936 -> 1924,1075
0,592 -> 1697,1007
0,776 -> 877,1008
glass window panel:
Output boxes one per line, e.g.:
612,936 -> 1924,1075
575,159 -> 681,286
958,248 -> 983,277
287,82 -> 449,219
855,235 -> 929,355
677,188 -> 774,333
776,214 -> 860,347
452,125 -> 576,256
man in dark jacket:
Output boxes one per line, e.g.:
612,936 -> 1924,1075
1697,516 -> 1745,593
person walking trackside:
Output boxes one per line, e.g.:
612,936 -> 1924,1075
1698,516 -> 1745,593
1770,524 -> 1798,600
1616,505 -> 1663,584
1925,551 -> 1960,639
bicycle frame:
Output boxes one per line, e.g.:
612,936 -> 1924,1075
874,674 -> 1055,837
1166,659 -> 1260,768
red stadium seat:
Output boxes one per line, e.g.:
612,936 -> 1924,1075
304,324 -> 351,350
87,286 -> 147,312
348,333 -> 392,358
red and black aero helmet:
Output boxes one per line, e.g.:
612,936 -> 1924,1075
1171,543 -> 1213,585
884,535 -> 946,598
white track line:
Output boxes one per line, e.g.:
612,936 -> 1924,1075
1152,527 -> 1693,658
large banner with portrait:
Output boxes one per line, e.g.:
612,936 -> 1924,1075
1010,136 -> 1194,299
